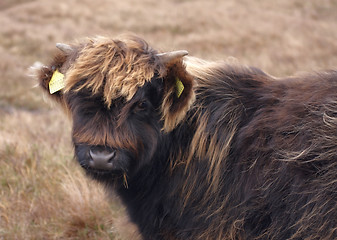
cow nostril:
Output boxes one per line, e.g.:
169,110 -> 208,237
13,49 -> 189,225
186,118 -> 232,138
88,149 -> 116,170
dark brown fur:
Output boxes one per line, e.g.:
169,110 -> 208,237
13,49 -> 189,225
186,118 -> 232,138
38,35 -> 337,239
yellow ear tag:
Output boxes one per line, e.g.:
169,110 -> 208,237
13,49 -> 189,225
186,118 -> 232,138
49,69 -> 65,94
175,77 -> 184,98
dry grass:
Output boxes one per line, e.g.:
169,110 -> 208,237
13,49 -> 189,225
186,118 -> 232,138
1,0 -> 337,239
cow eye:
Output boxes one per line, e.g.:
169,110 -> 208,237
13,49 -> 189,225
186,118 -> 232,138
135,100 -> 148,111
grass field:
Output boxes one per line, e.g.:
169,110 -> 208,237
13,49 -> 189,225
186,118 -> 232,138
1,0 -> 337,239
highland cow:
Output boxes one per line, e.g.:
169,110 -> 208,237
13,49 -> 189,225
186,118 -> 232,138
38,35 -> 337,240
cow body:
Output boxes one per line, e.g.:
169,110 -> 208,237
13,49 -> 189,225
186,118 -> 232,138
39,35 -> 337,239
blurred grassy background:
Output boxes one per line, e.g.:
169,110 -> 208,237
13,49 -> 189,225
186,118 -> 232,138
1,0 -> 337,239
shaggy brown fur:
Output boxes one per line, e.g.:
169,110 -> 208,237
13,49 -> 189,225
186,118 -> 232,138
38,35 -> 337,240
64,36 -> 166,107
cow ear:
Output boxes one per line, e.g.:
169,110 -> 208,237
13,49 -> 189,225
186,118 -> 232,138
161,58 -> 195,132
38,43 -> 73,105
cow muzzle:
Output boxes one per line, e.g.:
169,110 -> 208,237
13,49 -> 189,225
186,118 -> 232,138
88,146 -> 116,171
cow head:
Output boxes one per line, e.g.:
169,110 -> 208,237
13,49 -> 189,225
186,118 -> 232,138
38,35 -> 195,183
